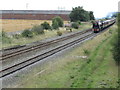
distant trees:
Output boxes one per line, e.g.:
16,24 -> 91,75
104,12 -> 117,19
89,11 -> 95,20
69,6 -> 95,22
111,13 -> 117,18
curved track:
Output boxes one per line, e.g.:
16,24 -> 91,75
1,29 -> 91,61
0,32 -> 94,78
0,22 -> 115,78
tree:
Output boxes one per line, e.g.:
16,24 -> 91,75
41,21 -> 51,30
69,6 -> 91,22
52,16 -> 63,27
52,19 -> 59,29
84,11 -> 90,21
89,11 -> 95,20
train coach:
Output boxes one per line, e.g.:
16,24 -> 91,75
92,18 -> 116,33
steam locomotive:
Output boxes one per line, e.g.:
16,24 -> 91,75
92,18 -> 116,33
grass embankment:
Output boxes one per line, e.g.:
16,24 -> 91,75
17,24 -> 118,88
1,21 -> 91,49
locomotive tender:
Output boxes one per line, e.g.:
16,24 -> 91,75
92,18 -> 116,33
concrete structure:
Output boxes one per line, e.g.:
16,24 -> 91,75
0,10 -> 71,20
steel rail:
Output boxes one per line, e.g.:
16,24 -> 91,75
0,33 -> 94,78
1,29 -> 91,60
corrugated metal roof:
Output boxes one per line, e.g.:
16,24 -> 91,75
1,10 -> 71,14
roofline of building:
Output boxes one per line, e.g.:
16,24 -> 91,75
1,10 -> 71,15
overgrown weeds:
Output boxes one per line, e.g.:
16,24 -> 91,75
1,31 -> 12,44
32,25 -> 44,35
83,49 -> 90,55
57,30 -> 62,36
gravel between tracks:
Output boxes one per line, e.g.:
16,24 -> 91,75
1,29 -> 90,55
2,31 -> 91,70
1,22 -> 115,88
2,32 -> 96,88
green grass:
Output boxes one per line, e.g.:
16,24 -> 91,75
71,36 -> 118,88
14,24 -> 118,88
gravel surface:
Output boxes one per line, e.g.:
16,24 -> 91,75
2,31 -> 92,70
1,28 -> 91,55
1,23 -> 114,88
2,32 -> 96,88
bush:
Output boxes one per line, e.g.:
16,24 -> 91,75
83,49 -> 90,55
32,25 -> 44,35
109,29 -> 112,34
70,75 -> 74,79
13,34 -> 21,39
77,21 -> 81,25
2,36 -> 12,44
52,16 -> 64,27
41,21 -> 51,30
22,29 -> 33,38
70,28 -> 72,32
112,34 -> 120,65
52,20 -> 59,29
2,31 -> 6,37
57,31 -> 62,36
87,59 -> 91,64
1,31 -> 12,44
71,22 -> 79,29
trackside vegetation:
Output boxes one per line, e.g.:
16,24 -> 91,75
41,21 -> 51,30
52,19 -> 59,29
52,16 -> 64,27
16,24 -> 118,88
1,17 -> 92,49
52,16 -> 63,29
22,29 -> 34,38
1,6 -> 95,48
0,31 -> 12,44
71,22 -> 79,29
112,13 -> 120,65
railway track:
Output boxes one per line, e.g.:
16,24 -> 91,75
1,29 -> 91,61
0,32 -> 94,78
0,22 -> 115,78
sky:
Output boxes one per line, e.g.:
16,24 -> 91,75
0,0 -> 119,18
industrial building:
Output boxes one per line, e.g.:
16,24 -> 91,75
1,10 -> 71,20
